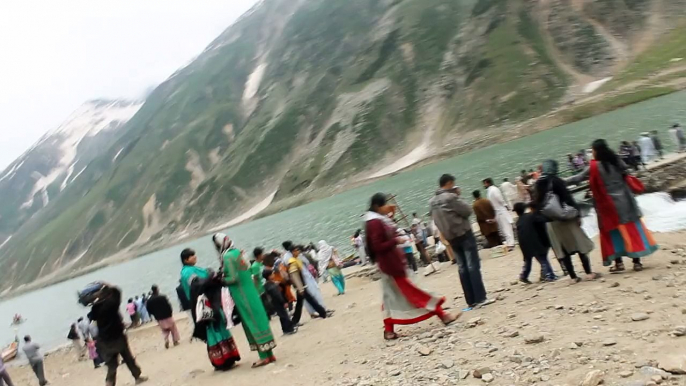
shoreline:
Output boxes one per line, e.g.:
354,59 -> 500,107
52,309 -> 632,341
2,86 -> 685,300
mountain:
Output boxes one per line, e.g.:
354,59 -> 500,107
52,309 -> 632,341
1,0 -> 686,292
0,100 -> 142,248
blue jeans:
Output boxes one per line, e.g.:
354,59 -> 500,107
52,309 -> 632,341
521,253 -> 555,281
449,231 -> 487,306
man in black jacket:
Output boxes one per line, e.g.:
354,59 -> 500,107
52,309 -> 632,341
514,203 -> 556,284
146,285 -> 180,349
88,284 -> 148,386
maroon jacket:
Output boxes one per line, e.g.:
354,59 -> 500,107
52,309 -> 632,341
365,218 -> 407,278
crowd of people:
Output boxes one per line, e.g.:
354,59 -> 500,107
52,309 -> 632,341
2,134 -> 670,386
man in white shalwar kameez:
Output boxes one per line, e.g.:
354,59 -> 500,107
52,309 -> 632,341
484,178 -> 515,250
499,178 -> 519,209
638,132 -> 657,164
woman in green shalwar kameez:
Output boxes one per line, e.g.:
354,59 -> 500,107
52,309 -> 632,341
213,233 -> 277,368
179,248 -> 241,371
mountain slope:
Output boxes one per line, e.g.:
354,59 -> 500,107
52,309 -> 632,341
1,0 -> 686,291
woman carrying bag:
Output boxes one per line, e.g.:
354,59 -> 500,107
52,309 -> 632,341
535,159 -> 597,283
566,139 -> 658,272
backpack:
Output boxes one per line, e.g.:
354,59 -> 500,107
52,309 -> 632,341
176,282 -> 192,311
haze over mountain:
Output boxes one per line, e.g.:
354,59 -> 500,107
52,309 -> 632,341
1,0 -> 686,293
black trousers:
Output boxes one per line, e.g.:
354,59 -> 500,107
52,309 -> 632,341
559,253 -> 592,279
97,335 -> 141,386
264,287 -> 295,334
291,289 -> 327,325
405,252 -> 418,272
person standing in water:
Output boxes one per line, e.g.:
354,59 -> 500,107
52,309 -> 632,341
367,193 -> 460,340
483,178 -> 515,251
213,233 -> 277,368
22,335 -> 48,386
145,285 -> 180,349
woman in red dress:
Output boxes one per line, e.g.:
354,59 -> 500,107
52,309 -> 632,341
365,193 -> 460,340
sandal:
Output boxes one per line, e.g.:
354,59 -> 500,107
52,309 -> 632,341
251,359 -> 271,368
384,331 -> 399,340
633,263 -> 644,272
609,263 -> 625,273
441,312 -> 462,326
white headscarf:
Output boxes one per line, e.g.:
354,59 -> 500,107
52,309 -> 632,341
317,240 -> 339,273
212,233 -> 234,255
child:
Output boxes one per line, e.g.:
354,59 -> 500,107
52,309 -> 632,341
514,202 -> 556,283
86,338 -> 103,369
262,269 -> 298,335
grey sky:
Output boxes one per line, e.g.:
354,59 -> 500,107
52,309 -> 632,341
0,0 -> 258,170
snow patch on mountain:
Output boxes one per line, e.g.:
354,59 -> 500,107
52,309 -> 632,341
20,100 -> 142,209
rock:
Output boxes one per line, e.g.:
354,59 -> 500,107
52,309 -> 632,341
619,370 -> 634,378
671,260 -> 681,265
603,338 -> 617,346
475,342 -> 490,349
509,355 -> 523,364
540,374 -> 550,382
657,353 -> 686,374
640,366 -> 669,377
467,317 -> 483,328
482,373 -> 494,383
569,342 -> 580,349
581,370 -> 604,386
389,368 -> 401,376
670,326 -> 686,337
510,280 -> 519,286
555,305 -> 564,310
650,375 -> 663,384
459,370 -> 470,379
525,334 -> 545,344
473,367 -> 491,379
610,282 -> 621,288
503,330 -> 519,338
631,313 -> 650,322
417,345 -> 433,356
440,360 -> 454,369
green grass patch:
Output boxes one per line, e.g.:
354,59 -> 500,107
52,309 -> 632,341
561,87 -> 677,123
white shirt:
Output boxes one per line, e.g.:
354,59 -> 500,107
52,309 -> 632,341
487,185 -> 508,212
638,136 -> 655,156
500,182 -> 518,206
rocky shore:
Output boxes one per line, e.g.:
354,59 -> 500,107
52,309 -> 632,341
6,231 -> 686,386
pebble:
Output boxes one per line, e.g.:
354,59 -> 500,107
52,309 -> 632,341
555,305 -> 564,310
389,368 -> 401,376
602,338 -> 617,346
440,360 -> 454,369
581,370 -> 604,386
657,353 -> 686,374
417,345 -> 432,356
459,370 -> 470,379
525,334 -> 545,344
540,374 -> 550,382
569,342 -> 580,349
467,317 -> 483,328
670,326 -> 686,337
619,370 -> 634,378
639,366 -> 668,377
503,330 -> 519,338
482,373 -> 494,383
631,313 -> 650,321
610,282 -> 621,288
475,342 -> 490,349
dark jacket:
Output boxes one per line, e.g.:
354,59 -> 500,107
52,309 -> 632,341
429,188 -> 473,240
366,218 -> 407,278
516,212 -> 551,258
88,287 -> 124,342
146,294 -> 173,321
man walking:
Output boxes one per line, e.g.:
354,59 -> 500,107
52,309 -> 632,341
430,174 -> 490,309
483,178 -> 515,251
87,283 -> 148,386
146,285 -> 180,349
22,335 -> 48,386
651,130 -> 664,159
500,178 -> 519,209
